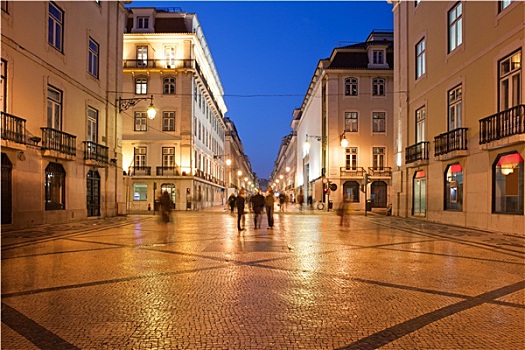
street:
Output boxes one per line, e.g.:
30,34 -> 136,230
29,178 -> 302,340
2,209 -> 524,349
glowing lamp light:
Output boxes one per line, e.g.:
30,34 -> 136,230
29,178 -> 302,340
147,103 -> 157,120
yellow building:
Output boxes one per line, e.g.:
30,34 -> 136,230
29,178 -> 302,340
1,1 -> 127,227
391,1 -> 524,235
122,7 -> 229,211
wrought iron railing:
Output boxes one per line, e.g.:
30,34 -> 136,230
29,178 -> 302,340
405,141 -> 430,164
122,58 -> 194,69
434,127 -> 468,156
479,104 -> 525,144
156,166 -> 180,176
128,166 -> 151,176
368,167 -> 392,177
83,141 -> 108,163
340,166 -> 366,177
1,111 -> 26,144
41,128 -> 76,156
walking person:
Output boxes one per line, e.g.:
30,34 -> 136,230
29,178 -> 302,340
278,192 -> 286,212
265,186 -> 275,229
236,189 -> 246,231
228,193 -> 236,213
159,190 -> 173,223
250,189 -> 265,229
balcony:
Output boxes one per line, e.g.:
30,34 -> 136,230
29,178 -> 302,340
405,141 -> 430,165
41,127 -> 76,159
156,166 -> 180,176
340,166 -> 366,177
122,59 -> 194,70
479,104 -> 525,149
1,112 -> 26,147
368,167 -> 392,178
128,166 -> 151,176
83,141 -> 109,165
434,127 -> 468,160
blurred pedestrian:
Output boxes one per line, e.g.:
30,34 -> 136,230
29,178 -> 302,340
228,193 -> 236,213
265,186 -> 275,229
297,192 -> 304,211
339,195 -> 352,226
278,192 -> 286,212
236,189 -> 246,231
250,189 -> 265,229
159,190 -> 173,223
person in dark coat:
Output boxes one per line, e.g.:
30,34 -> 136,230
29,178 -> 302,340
236,189 -> 246,231
265,186 -> 275,229
228,193 -> 236,213
159,191 -> 173,223
250,189 -> 265,229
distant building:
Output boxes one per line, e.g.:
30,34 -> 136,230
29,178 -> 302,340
390,1 -> 524,235
122,7 -> 229,211
1,1 -> 126,227
290,31 -> 394,211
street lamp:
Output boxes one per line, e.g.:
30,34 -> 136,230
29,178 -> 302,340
118,95 -> 156,119
340,131 -> 349,148
213,154 -> 232,166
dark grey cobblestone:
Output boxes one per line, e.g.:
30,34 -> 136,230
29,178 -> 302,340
2,209 -> 524,349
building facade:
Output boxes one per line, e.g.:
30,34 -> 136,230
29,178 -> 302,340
122,7 -> 229,211
391,1 -> 524,235
1,1 -> 127,227
292,31 -> 394,211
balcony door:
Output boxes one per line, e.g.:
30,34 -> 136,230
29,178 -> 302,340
47,86 -> 62,130
499,51 -> 521,111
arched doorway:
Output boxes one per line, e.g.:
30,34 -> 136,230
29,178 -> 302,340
161,183 -> 176,209
87,170 -> 100,217
370,181 -> 387,208
1,153 -> 12,224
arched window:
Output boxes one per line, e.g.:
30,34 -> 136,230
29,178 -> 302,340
345,77 -> 358,96
163,76 -> 176,95
45,162 -> 65,210
493,152 -> 524,214
445,163 -> 463,211
372,77 -> 385,96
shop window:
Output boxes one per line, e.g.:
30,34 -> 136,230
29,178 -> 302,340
133,183 -> 148,201
493,152 -> 524,214
445,163 -> 463,211
45,162 -> 65,210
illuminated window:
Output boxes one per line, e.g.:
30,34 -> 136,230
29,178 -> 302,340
134,112 -> 147,131
493,152 -> 524,214
448,2 -> 462,53
445,163 -> 463,211
416,38 -> 426,79
373,112 -> 385,133
133,183 -> 147,201
45,162 -> 65,210
345,147 -> 357,170
499,51 -> 521,111
135,77 -> 147,95
345,112 -> 358,132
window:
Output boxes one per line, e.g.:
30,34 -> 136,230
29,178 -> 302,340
163,77 -> 176,95
499,0 -> 512,12
2,0 -> 8,13
134,112 -> 147,131
448,85 -> 462,130
416,107 -> 426,142
88,37 -> 99,78
415,0 -> 421,6
344,77 -> 358,96
137,46 -> 148,67
345,147 -> 358,170
163,111 -> 175,131
448,2 -> 463,53
135,77 -> 147,95
1,59 -> 6,112
343,181 -> 360,203
445,163 -> 463,211
373,112 -> 386,133
48,2 -> 63,52
345,112 -> 358,132
165,46 -> 176,68
493,152 -> 524,214
134,147 -> 146,167
413,170 -> 426,216
416,38 -> 426,79
137,16 -> 149,29
372,50 -> 384,65
499,51 -> 521,111
87,107 -> 98,142
373,147 -> 385,169
162,147 -> 175,167
45,162 -> 65,210
372,78 -> 385,96
133,183 -> 147,201
47,86 -> 62,130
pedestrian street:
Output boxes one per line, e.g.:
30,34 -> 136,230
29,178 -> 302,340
2,209 -> 524,349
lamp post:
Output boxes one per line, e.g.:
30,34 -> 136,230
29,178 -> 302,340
118,95 -> 156,119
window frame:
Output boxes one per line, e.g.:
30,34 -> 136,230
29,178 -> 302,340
448,85 -> 462,130
45,162 -> 65,210
134,146 -> 147,167
345,147 -> 358,170
344,77 -> 358,96
492,152 -> 524,215
162,147 -> 175,167
448,2 -> 463,54
373,147 -> 385,169
48,2 -> 64,52
87,106 -> 98,142
134,111 -> 147,131
88,37 -> 99,78
163,76 -> 176,95
162,111 -> 176,131
344,112 -> 358,132
372,112 -> 386,133
444,163 -> 463,211
47,85 -> 62,130
499,0 -> 512,13
135,77 -> 148,95
133,183 -> 148,201
372,78 -> 386,96
416,107 -> 426,143
137,16 -> 149,29
499,50 -> 521,111
416,38 -> 426,79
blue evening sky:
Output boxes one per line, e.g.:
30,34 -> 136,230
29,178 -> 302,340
127,1 -> 394,179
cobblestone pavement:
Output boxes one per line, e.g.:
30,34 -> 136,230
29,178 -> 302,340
2,208 -> 524,350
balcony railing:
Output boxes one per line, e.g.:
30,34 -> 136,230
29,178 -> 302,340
434,127 -> 468,156
122,59 -> 194,70
480,104 -> 525,144
340,166 -> 366,177
368,167 -> 392,177
41,128 -> 76,156
1,111 -> 26,144
83,141 -> 108,163
128,166 -> 151,176
156,166 -> 180,176
405,141 -> 430,164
